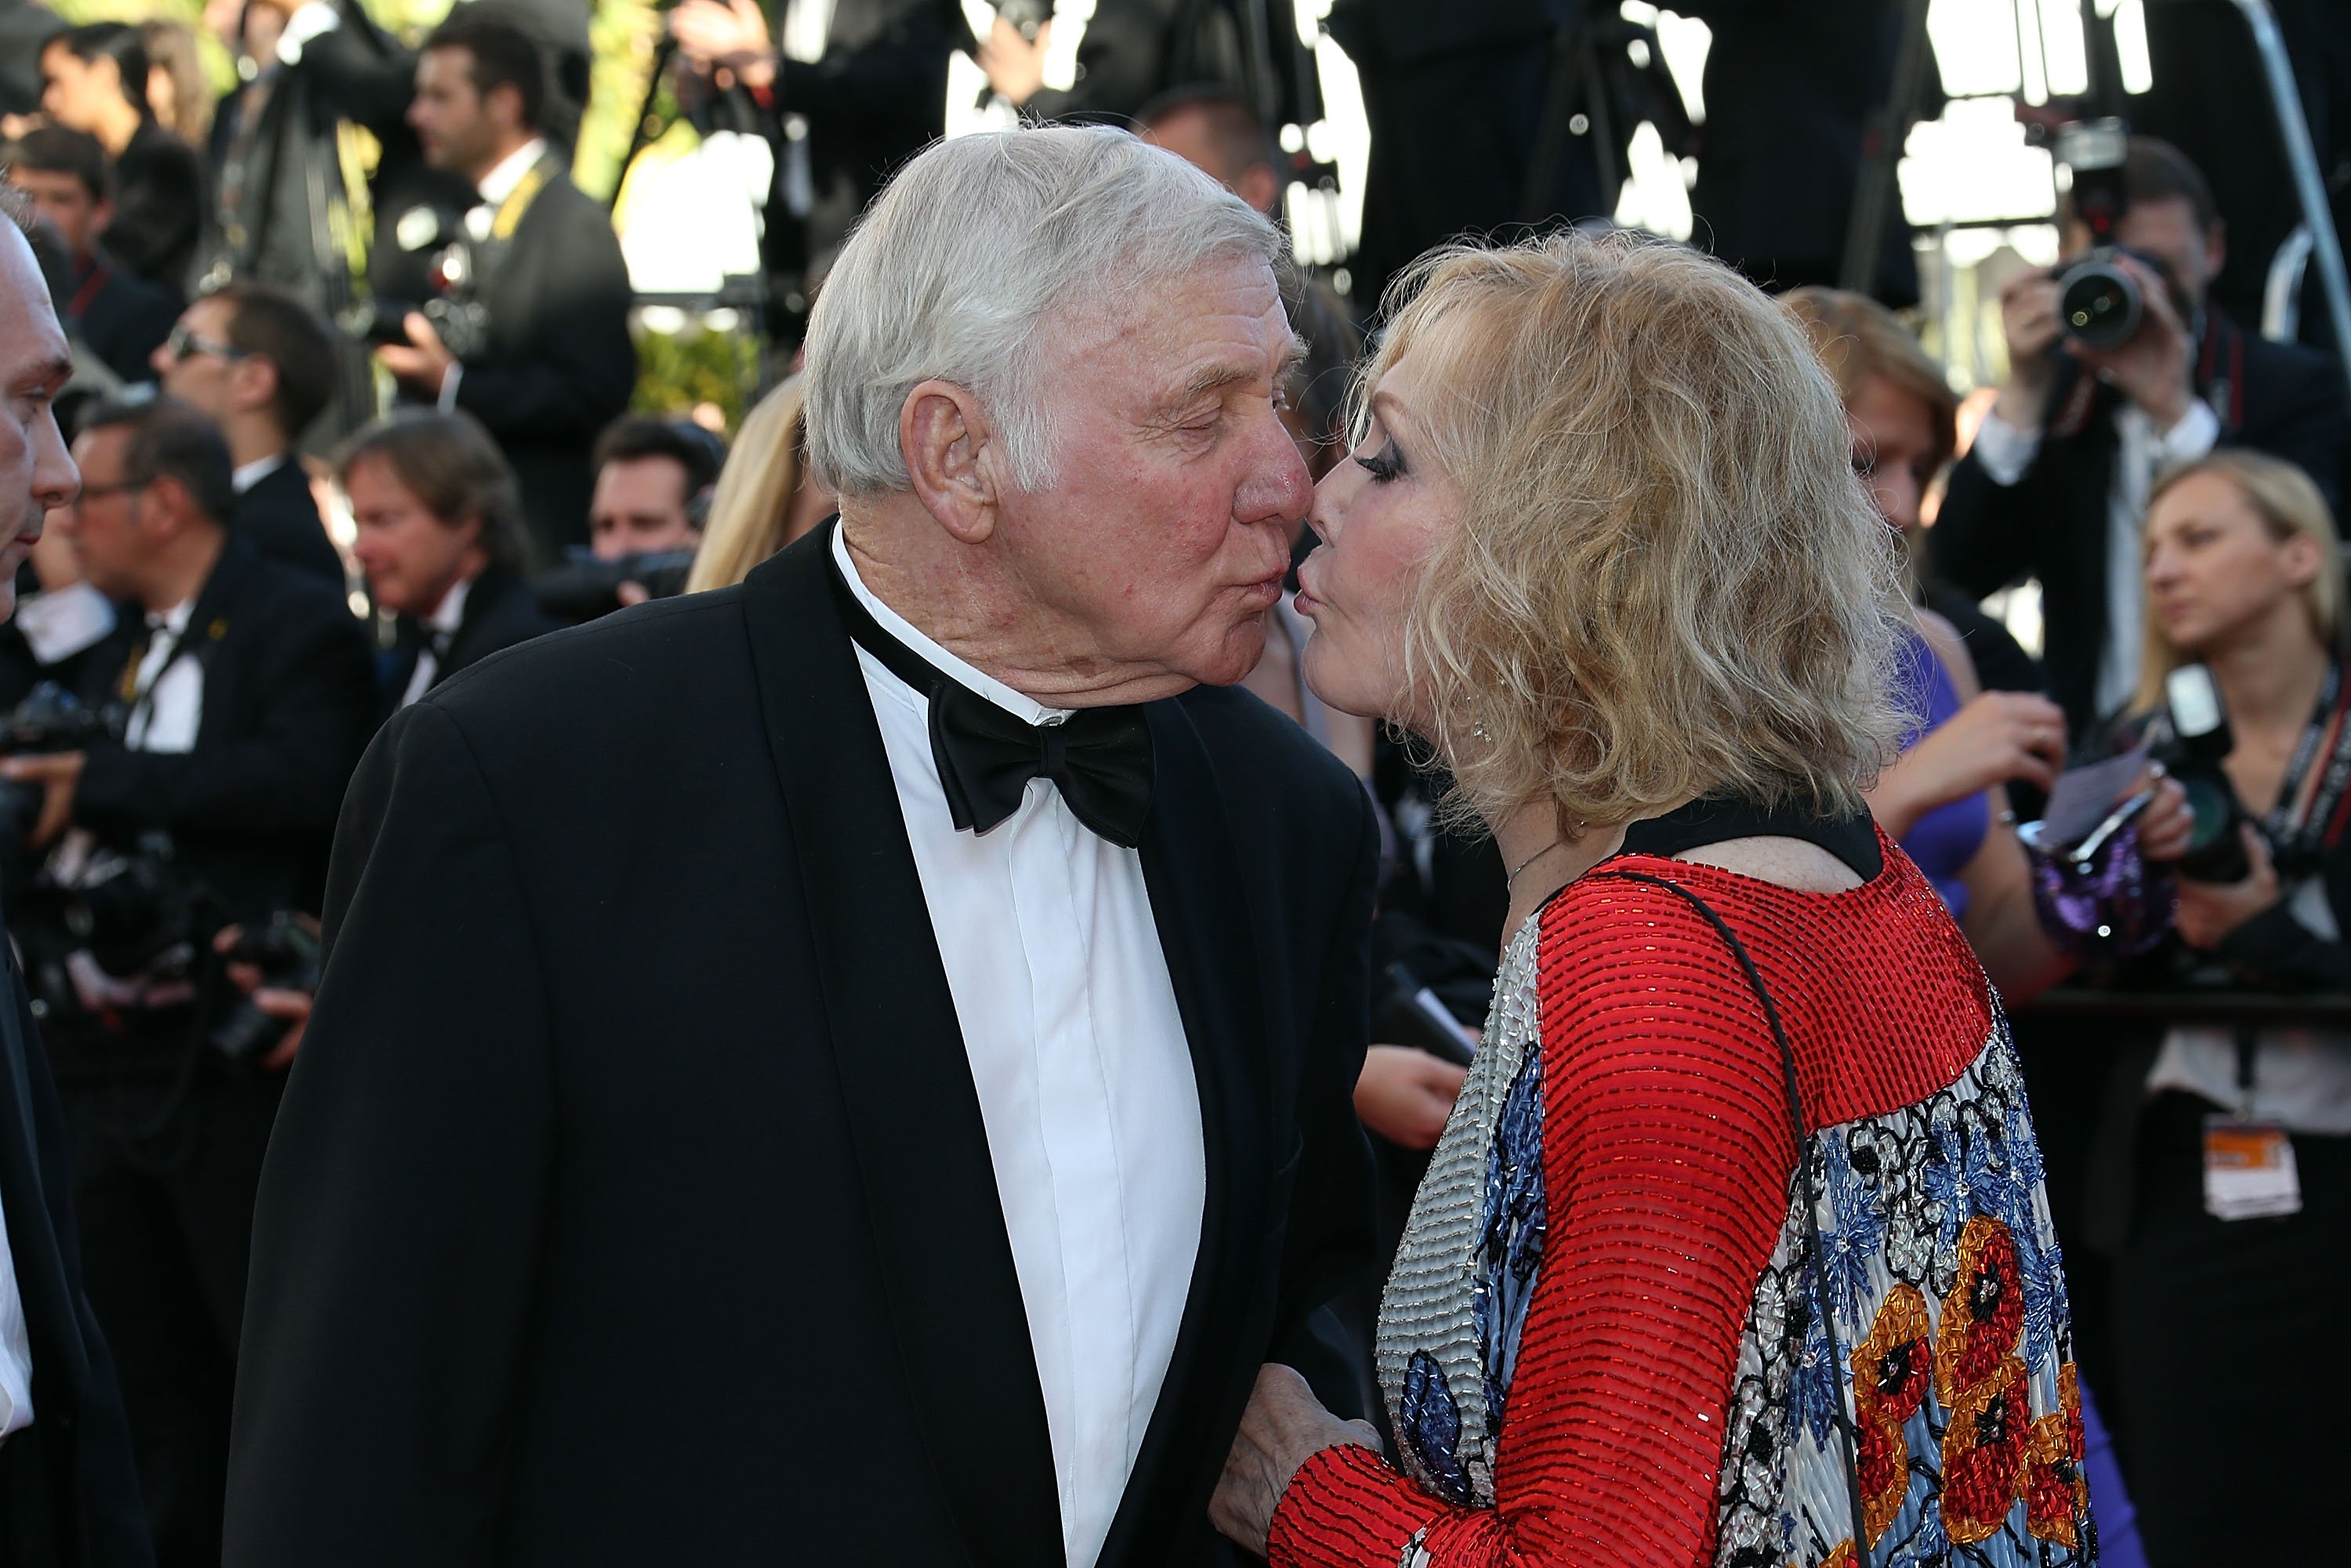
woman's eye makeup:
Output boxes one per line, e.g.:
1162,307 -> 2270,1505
1356,439 -> 1405,483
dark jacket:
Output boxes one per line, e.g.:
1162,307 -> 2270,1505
0,933 -> 152,1566
61,255 -> 176,387
101,121 -> 204,301
69,538 -> 378,922
230,459 -> 342,588
226,527 -> 1377,1566
379,563 -> 556,719
445,150 -> 636,567
1929,309 -> 2349,733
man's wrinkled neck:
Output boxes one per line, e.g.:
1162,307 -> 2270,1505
839,500 -> 1194,709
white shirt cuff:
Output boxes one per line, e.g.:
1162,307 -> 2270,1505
276,1 -> 342,65
1968,408 -> 2041,487
437,364 -> 462,413
16,582 -> 117,667
2157,398 -> 2222,463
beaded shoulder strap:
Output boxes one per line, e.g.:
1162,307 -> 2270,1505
1591,869 -> 1874,1568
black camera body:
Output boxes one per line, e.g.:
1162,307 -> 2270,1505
339,205 -> 494,363
532,548 -> 699,623
0,682 -> 122,905
2156,663 -> 2255,885
208,912 -> 321,1068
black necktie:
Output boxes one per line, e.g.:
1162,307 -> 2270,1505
829,549 -> 1154,848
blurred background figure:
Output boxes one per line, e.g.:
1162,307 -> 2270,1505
136,16 -> 210,146
151,282 -> 346,585
336,410 -> 554,714
683,372 -> 828,592
38,21 -> 204,299
4,125 -> 179,387
1678,0 -> 1942,306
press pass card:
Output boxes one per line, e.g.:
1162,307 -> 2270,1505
2203,1117 -> 2303,1221
2039,742 -> 2152,849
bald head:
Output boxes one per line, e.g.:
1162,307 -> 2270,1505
0,205 -> 82,621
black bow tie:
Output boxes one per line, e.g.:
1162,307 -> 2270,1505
830,550 -> 1154,848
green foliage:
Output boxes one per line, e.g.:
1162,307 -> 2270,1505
632,316 -> 757,433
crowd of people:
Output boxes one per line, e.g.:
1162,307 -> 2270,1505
0,3 -> 2346,1568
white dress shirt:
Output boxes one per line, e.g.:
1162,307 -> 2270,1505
231,454 -> 286,495
397,575 -> 473,711
124,599 -> 203,755
833,527 -> 1204,1568
1970,387 -> 2220,720
14,581 -> 116,668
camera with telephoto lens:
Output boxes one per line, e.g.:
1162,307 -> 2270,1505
2154,663 -> 2255,884
208,912 -> 321,1068
2048,117 -> 2157,351
0,682 -> 123,907
339,206 -> 493,363
38,831 -> 212,985
532,547 -> 700,623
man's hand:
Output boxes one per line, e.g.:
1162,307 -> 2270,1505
1353,1045 -> 1466,1151
2067,253 -> 2196,433
1993,270 -> 2063,429
1871,690 -> 2068,838
668,0 -> 776,91
0,750 -> 84,849
975,16 -> 1052,104
214,920 -> 320,1072
1209,1365 -> 1381,1555
375,312 -> 458,401
2174,825 -> 2280,950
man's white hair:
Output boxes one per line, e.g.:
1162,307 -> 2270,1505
803,125 -> 1282,497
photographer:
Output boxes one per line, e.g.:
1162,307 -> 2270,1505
38,22 -> 204,299
1932,136 -> 2350,737
378,12 -> 634,567
154,283 -> 345,585
2089,449 -> 2351,1563
530,415 -> 723,622
0,393 -> 373,1566
4,125 -> 177,386
339,411 -> 553,714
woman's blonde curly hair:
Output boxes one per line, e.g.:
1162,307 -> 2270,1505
1372,230 -> 1908,835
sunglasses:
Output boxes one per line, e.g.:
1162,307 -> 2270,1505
165,324 -> 251,364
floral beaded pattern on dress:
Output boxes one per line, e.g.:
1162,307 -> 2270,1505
1374,911 -> 1549,1508
1714,1016 -> 2093,1568
1372,907 -> 2092,1566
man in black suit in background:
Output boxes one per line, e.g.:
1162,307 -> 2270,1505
0,396 -> 375,1568
374,13 -> 635,567
3,129 -> 177,389
228,125 -> 1372,1567
1932,136 -> 2349,736
153,284 -> 344,587
0,177 -> 153,1568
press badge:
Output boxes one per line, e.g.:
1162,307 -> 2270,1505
2203,1117 -> 2302,1221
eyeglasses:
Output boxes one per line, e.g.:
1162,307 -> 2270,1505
165,324 -> 251,364
68,478 -> 145,511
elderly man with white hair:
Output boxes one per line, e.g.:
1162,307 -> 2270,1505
223,126 -> 1378,1568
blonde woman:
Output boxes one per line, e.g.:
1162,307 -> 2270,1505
1786,287 -> 2188,1002
1212,234 -> 2095,1566
2108,448 -> 2351,1562
684,374 -> 833,592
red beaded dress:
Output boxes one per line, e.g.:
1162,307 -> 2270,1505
1270,805 -> 2092,1568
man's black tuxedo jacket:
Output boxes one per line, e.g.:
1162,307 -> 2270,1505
447,153 -> 636,566
226,530 -> 1378,1566
231,460 -> 344,587
68,538 -> 378,922
0,940 -> 151,1566
1929,310 -> 2349,733
378,563 -> 556,719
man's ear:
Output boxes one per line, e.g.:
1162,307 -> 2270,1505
899,378 -> 1001,545
234,353 -> 281,421
2204,219 -> 2228,283
141,473 -> 196,541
